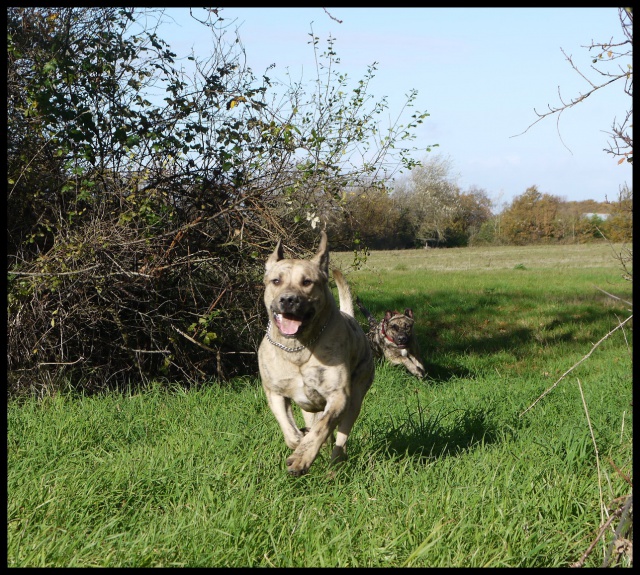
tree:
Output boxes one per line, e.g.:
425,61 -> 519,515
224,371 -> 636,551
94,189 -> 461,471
452,186 -> 493,246
391,156 -> 493,247
499,186 -> 564,245
606,182 -> 633,243
328,184 -> 416,250
392,155 -> 460,247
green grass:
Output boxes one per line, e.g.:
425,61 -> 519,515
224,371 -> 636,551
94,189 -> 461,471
7,243 -> 632,567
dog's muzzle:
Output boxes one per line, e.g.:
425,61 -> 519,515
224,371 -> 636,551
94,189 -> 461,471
394,334 -> 409,347
271,294 -> 314,337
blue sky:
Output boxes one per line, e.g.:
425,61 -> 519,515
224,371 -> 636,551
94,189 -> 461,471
154,7 -> 631,209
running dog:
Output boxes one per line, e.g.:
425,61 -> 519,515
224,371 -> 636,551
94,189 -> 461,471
258,231 -> 375,475
355,297 -> 426,379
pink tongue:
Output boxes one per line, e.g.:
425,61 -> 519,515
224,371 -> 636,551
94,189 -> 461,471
276,314 -> 302,335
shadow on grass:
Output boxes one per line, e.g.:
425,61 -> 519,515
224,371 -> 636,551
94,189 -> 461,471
374,401 -> 502,462
356,289 -> 625,371
420,360 -> 473,384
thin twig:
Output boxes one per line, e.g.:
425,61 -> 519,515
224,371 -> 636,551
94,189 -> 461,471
593,285 -> 633,307
608,457 -> 632,487
171,325 -> 254,355
10,265 -> 100,277
172,325 -> 217,352
520,314 -> 633,416
577,378 -> 605,529
322,7 -> 343,23
129,348 -> 171,354
38,357 -> 84,367
570,504 -> 625,568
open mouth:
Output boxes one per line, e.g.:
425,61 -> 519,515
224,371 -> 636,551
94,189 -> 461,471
273,312 -> 306,336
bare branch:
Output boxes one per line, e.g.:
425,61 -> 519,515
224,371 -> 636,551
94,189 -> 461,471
512,8 -> 632,164
520,313 -> 633,417
10,265 -> 101,277
38,357 -> 84,367
172,325 -> 217,353
592,285 -> 633,307
511,72 -> 622,140
570,500 -> 626,568
322,7 -> 343,24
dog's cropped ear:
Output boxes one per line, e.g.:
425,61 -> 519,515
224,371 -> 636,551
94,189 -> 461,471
384,310 -> 394,321
265,239 -> 284,271
311,230 -> 329,277
404,308 -> 414,319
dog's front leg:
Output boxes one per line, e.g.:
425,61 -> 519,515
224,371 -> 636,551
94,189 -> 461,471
286,391 -> 347,475
300,409 -> 320,435
409,354 -> 426,378
403,356 -> 425,378
302,409 -> 336,453
264,390 -> 305,449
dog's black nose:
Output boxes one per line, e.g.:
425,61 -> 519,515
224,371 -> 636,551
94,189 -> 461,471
279,293 -> 301,311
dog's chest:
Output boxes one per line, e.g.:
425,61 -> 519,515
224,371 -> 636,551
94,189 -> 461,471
272,371 -> 328,412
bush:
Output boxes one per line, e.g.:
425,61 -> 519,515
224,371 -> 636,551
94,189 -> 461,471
7,8 -> 429,396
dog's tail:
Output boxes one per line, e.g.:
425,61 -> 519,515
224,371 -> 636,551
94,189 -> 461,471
332,269 -> 355,317
354,295 -> 378,332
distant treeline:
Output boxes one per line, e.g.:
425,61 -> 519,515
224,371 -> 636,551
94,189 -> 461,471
328,181 -> 632,251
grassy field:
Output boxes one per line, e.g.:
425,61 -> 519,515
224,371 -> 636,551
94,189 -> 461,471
7,243 -> 633,567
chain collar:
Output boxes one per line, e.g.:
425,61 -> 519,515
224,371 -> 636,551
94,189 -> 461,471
265,319 -> 328,353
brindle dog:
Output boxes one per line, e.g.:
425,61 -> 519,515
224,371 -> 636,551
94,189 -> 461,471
355,297 -> 426,379
258,231 -> 375,475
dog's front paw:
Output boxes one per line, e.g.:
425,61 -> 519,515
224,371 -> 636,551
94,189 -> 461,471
286,453 -> 311,476
286,441 -> 320,475
410,359 -> 426,379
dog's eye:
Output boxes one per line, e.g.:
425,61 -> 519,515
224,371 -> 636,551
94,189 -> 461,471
271,278 -> 280,285
302,279 -> 313,287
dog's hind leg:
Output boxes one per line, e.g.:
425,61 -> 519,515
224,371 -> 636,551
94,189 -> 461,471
330,403 -> 362,464
330,380 -> 371,464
